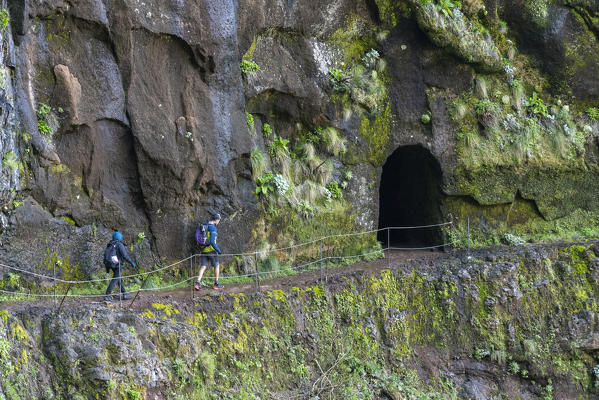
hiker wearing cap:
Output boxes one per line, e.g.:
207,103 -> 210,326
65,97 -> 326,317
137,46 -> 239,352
104,231 -> 136,301
194,213 -> 224,290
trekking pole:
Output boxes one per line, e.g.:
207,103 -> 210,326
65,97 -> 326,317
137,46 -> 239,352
57,283 -> 72,315
190,255 -> 193,299
118,263 -> 123,309
128,265 -> 153,311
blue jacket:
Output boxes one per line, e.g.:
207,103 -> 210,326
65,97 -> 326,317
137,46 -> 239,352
201,222 -> 221,254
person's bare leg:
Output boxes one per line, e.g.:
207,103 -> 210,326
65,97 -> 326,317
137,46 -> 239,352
197,265 -> 207,282
215,264 -> 220,282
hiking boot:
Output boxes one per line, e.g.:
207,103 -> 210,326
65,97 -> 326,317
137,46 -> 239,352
194,281 -> 206,291
104,295 -> 112,302
122,294 -> 131,300
213,282 -> 224,290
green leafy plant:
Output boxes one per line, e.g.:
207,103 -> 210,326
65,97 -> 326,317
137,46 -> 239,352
326,181 -> 343,200
301,129 -> 321,144
586,107 -> 599,121
0,9 -> 8,31
255,171 -> 274,197
421,113 -> 431,124
474,100 -> 493,115
268,134 -> 290,159
508,361 -> 520,374
436,0 -> 462,18
246,112 -> 255,134
5,273 -> 19,288
262,123 -> 272,138
297,202 -> 315,219
37,103 -> 51,119
37,103 -> 54,136
502,233 -> 524,245
136,232 -> 146,244
473,348 -> 489,360
2,152 -> 17,171
526,92 -> 548,117
240,59 -> 260,75
38,120 -> 52,136
328,68 -> 349,92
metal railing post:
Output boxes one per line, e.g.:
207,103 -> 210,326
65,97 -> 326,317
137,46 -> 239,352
467,217 -> 470,255
53,261 -> 57,307
326,236 -> 330,283
319,239 -> 323,283
254,251 -> 260,292
387,226 -> 391,268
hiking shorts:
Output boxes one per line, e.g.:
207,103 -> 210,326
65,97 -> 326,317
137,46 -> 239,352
200,252 -> 219,267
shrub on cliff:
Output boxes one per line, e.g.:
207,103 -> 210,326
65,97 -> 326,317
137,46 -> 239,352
240,59 -> 260,75
0,9 -> 8,31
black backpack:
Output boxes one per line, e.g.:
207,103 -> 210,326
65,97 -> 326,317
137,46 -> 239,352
103,241 -> 120,272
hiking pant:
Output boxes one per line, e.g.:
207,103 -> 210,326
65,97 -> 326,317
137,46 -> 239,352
106,265 -> 127,295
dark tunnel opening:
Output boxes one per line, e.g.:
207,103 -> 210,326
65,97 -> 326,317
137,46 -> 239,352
377,145 -> 444,248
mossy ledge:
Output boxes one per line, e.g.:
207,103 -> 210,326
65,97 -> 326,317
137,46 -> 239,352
1,242 -> 599,398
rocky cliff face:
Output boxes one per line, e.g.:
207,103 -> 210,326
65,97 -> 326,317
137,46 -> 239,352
0,0 -> 598,282
0,243 -> 598,399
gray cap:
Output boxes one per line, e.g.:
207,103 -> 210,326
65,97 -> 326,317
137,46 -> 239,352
212,213 -> 221,220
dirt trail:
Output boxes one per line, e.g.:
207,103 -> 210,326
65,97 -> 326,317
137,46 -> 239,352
2,249 -> 446,313
119,249 -> 445,311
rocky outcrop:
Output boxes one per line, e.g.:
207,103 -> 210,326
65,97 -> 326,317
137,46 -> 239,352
0,243 -> 597,399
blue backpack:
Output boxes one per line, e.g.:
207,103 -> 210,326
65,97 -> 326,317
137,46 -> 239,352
195,223 -> 210,246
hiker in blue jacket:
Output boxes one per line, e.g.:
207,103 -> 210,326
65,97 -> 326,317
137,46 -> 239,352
104,231 -> 136,301
194,213 -> 224,290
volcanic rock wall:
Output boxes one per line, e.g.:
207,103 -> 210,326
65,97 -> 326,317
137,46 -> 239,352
0,0 -> 597,270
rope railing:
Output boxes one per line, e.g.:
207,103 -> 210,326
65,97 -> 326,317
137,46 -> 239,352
0,220 -> 456,304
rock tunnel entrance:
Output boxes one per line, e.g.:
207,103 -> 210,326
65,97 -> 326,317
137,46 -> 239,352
377,145 -> 444,248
